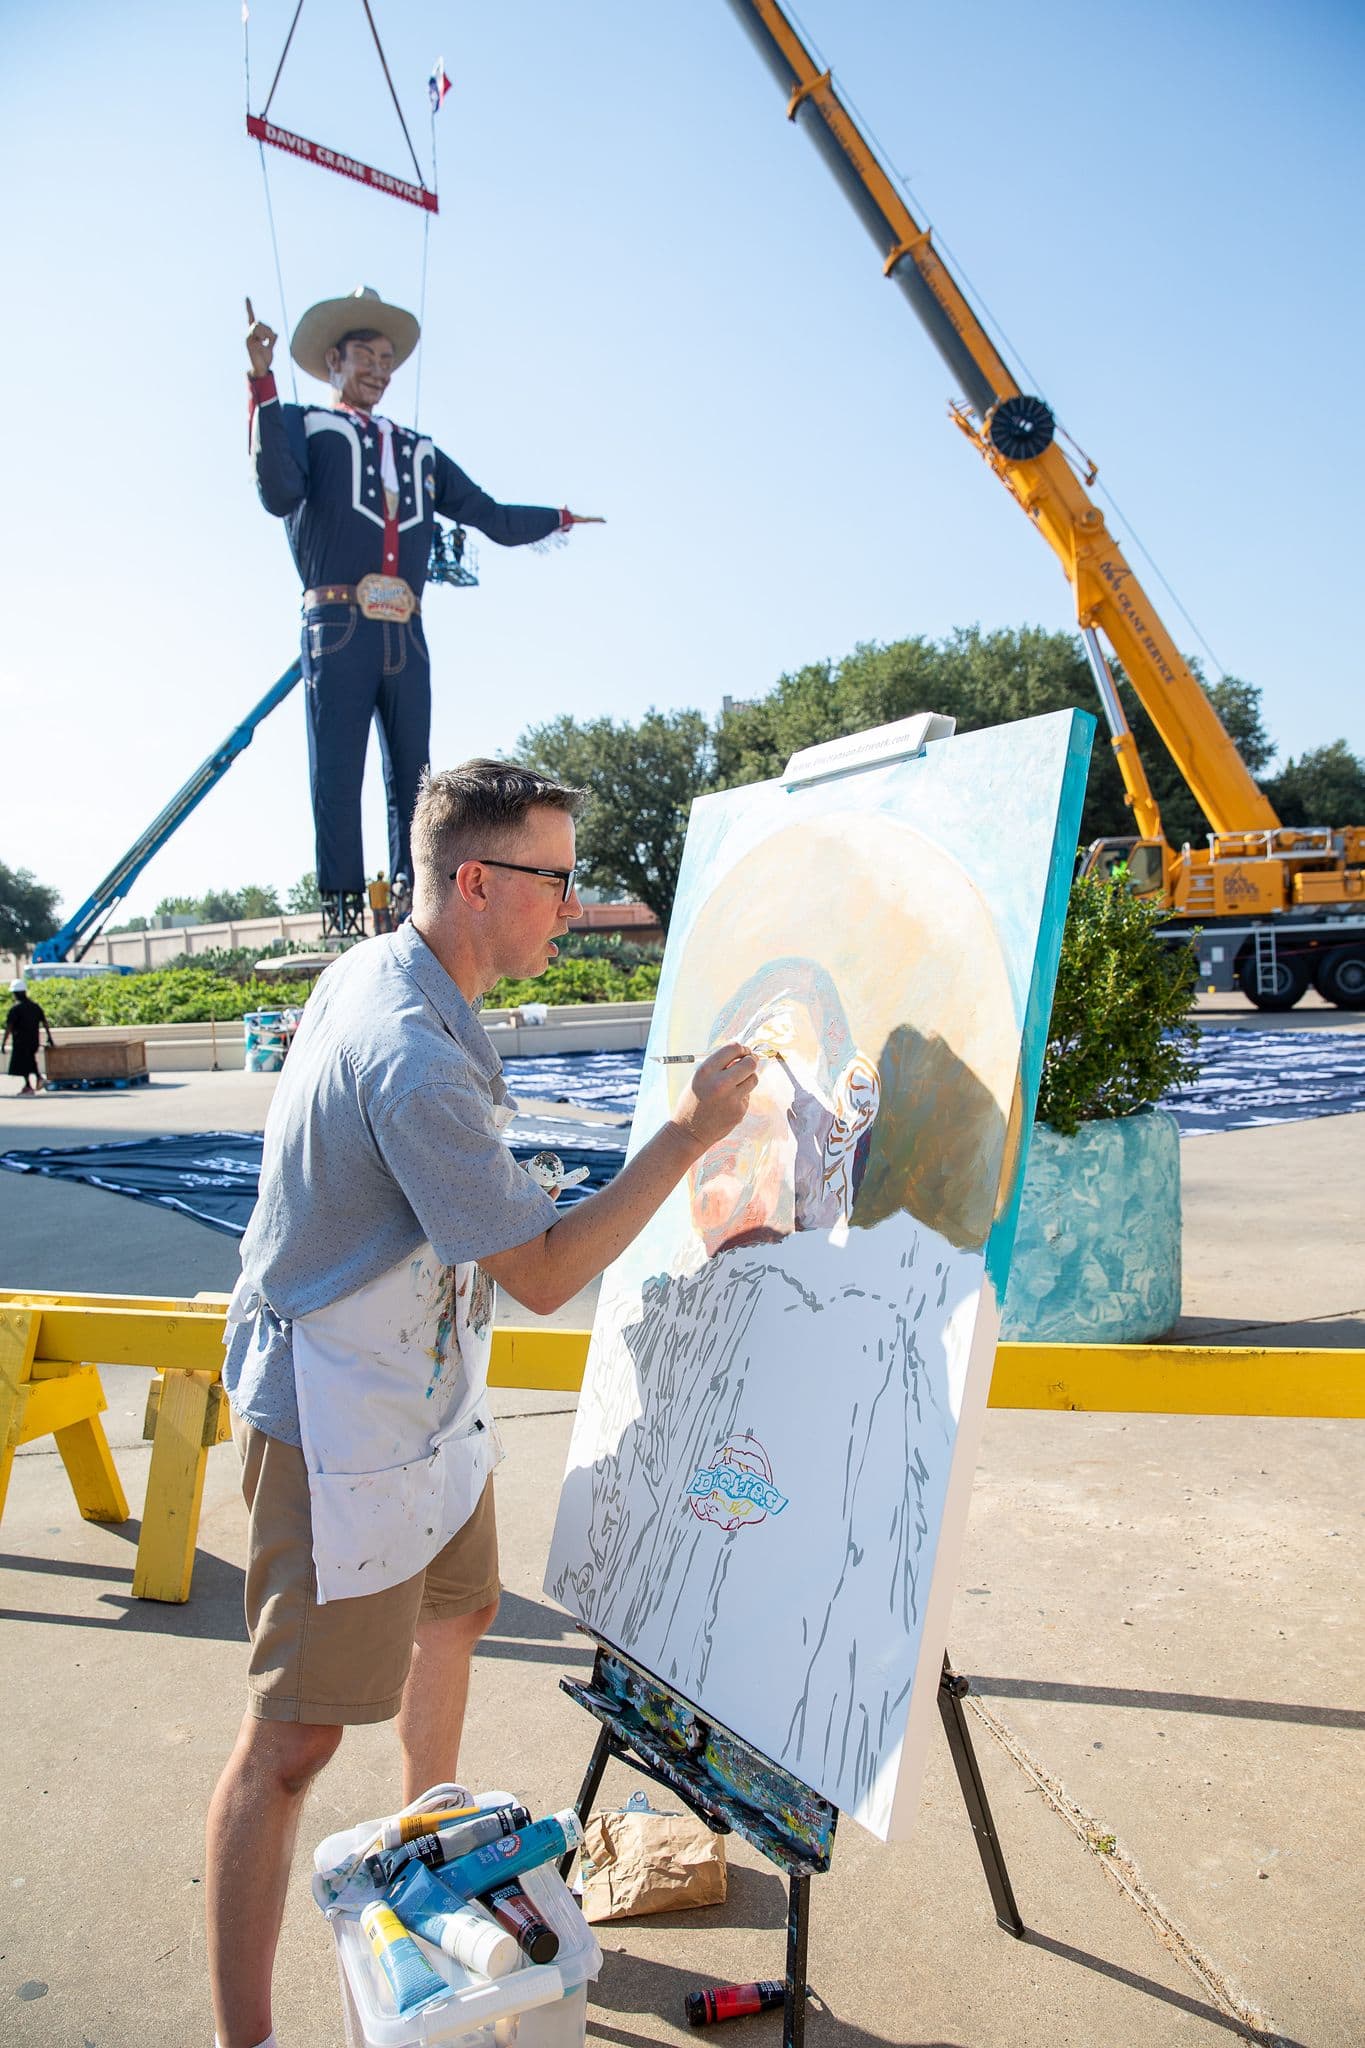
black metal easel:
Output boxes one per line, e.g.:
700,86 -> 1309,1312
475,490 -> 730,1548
561,1638 -> 1022,2048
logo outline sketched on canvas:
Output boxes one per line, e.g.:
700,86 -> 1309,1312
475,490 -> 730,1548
687,1432 -> 788,1532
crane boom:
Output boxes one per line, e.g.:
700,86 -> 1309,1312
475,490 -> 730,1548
725,0 -> 1280,842
34,662 -> 303,964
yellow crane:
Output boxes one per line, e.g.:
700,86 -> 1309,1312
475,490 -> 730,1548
726,0 -> 1365,1009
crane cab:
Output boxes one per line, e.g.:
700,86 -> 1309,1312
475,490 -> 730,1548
1081,838 -> 1166,900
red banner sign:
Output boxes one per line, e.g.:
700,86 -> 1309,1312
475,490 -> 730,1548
246,115 -> 438,215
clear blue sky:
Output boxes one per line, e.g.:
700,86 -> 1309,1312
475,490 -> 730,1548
5,0 -> 1362,924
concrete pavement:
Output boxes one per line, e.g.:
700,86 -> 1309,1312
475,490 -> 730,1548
1,1026 -> 1362,2045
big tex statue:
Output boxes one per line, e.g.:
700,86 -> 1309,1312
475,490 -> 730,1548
246,285 -> 599,934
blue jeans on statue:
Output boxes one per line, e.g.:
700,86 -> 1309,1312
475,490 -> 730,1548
301,605 -> 432,895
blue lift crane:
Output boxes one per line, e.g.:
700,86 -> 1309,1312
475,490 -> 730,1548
33,662 -> 303,965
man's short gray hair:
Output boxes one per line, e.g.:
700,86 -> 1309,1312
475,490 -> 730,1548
412,759 -> 587,900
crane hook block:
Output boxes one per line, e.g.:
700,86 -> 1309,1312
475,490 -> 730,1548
988,395 -> 1056,461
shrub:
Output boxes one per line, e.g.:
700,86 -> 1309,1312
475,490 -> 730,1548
488,956 -> 643,1009
1037,872 -> 1200,1137
37,968 -> 315,1027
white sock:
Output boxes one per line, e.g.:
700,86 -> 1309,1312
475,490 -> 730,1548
214,2035 -> 277,2048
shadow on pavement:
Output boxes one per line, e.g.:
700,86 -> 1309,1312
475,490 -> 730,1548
1024,1931 -> 1303,2045
476,1587 -> 596,1667
970,1672 -> 1365,1731
0,1533 -> 245,1641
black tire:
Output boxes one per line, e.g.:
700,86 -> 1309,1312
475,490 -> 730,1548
1235,950 -> 1310,1010
1313,944 -> 1365,1010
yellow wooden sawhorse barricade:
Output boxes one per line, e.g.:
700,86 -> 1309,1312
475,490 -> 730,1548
3,1288 -> 1362,1605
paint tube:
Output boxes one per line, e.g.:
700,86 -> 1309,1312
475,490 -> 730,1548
685,1981 -> 785,2026
366,1804 -> 531,1889
391,1810 -> 583,1915
391,1887 -> 521,1978
481,1881 -> 559,1965
383,1803 -> 481,1849
314,1788 -> 477,1901
360,1901 -> 449,2016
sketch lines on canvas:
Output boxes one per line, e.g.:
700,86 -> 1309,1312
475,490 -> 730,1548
547,721 -> 1089,1838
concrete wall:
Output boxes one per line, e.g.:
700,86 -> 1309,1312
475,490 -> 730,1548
3,900 -> 660,982
40,1002 -> 657,1074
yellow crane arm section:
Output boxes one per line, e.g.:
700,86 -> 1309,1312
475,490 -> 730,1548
727,0 -> 1280,841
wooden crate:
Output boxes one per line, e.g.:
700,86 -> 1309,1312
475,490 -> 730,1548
46,1037 -> 148,1082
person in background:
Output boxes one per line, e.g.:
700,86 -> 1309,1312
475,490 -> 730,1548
367,869 -> 393,935
4,979 -> 55,1096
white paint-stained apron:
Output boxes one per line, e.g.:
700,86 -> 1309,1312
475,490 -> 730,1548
232,1243 -> 503,1605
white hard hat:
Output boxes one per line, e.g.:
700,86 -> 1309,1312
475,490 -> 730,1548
10,978 -> 27,993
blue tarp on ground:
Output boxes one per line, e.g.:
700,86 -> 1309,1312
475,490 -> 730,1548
0,1116 -> 628,1239
1163,1026 -> 1365,1135
3,1028 -> 1362,1236
513,1032 -> 1365,1137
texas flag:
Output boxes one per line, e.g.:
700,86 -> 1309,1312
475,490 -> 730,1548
428,58 -> 452,113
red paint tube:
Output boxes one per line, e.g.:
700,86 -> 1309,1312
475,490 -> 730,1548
480,1881 -> 560,1965
685,1981 -> 785,2027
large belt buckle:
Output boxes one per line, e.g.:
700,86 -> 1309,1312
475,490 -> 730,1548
356,572 -> 416,623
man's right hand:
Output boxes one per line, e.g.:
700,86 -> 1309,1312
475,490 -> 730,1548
245,296 -> 277,378
670,1043 -> 759,1154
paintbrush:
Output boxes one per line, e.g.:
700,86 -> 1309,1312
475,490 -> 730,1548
651,1048 -> 784,1064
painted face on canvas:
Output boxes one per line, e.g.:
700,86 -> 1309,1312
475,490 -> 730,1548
688,987 -> 880,1259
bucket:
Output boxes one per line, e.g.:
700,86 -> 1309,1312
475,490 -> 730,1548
243,1009 -> 297,1074
331,1858 -> 601,2048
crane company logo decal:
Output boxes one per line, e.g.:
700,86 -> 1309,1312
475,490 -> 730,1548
687,1434 -> 788,1532
1222,871 -> 1258,903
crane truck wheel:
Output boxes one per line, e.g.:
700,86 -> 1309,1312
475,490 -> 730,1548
1235,950 -> 1310,1011
1313,945 -> 1365,1009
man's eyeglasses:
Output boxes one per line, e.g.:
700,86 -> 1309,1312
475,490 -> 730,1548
453,858 -> 578,903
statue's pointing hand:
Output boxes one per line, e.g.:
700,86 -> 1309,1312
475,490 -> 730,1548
245,297 -> 277,378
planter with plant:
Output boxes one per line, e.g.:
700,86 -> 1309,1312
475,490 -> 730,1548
1001,871 -> 1201,1343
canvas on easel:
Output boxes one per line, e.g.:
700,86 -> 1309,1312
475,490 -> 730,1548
545,710 -> 1092,1840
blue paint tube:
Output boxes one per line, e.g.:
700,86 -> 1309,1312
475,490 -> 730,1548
366,1803 -> 531,1889
391,1810 -> 583,1916
386,1879 -> 522,1978
360,1901 -> 449,2016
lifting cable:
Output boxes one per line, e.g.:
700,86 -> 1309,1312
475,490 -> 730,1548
243,0 -> 443,422
244,0 -> 437,214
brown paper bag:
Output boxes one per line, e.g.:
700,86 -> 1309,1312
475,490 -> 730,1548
580,1807 -> 728,1922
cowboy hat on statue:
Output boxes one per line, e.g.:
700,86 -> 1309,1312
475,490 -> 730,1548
242,283 -> 603,937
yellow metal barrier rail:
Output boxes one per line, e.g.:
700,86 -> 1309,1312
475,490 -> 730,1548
3,1289 -> 1362,1604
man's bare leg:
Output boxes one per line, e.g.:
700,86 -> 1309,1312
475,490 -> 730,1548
206,1715 -> 343,2048
396,1599 -> 498,1803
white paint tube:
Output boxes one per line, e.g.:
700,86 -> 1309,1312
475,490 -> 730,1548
394,1891 -> 521,1978
366,1803 -> 530,1889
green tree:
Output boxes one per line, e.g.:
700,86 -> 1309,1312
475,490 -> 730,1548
0,862 -> 60,955
715,626 -> 1278,851
517,710 -> 714,929
1037,872 -> 1200,1136
286,870 -> 323,914
1265,739 -> 1365,828
236,883 -> 282,920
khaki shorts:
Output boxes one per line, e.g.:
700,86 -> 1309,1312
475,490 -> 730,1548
233,1414 -> 500,1725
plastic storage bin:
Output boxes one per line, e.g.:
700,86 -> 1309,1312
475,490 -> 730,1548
331,1857 -> 601,2048
243,1009 -> 298,1073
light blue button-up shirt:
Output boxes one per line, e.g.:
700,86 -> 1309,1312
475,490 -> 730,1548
224,921 -> 557,1445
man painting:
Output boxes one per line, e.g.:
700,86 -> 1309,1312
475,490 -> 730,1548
204,759 -> 757,2048
244,285 -> 600,935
